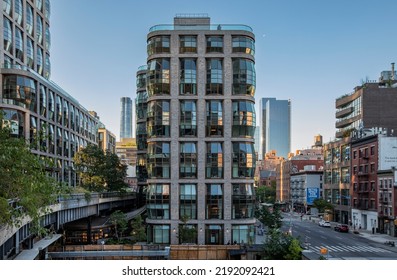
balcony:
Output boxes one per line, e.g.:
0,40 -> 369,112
336,107 -> 353,118
335,118 -> 354,129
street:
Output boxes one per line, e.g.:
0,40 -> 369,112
281,213 -> 397,260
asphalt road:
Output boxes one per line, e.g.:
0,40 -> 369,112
283,215 -> 397,260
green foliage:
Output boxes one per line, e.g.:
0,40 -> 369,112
256,184 -> 276,203
262,229 -> 302,260
74,144 -> 127,192
110,210 -> 128,240
256,206 -> 283,229
130,215 -> 147,243
312,198 -> 334,214
178,215 -> 197,244
0,113 -> 61,229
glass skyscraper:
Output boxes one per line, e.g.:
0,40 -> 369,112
120,97 -> 133,139
259,98 -> 291,159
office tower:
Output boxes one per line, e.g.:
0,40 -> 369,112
120,97 -> 133,139
254,125 -> 260,158
0,0 -> 98,187
259,98 -> 291,159
137,14 -> 257,245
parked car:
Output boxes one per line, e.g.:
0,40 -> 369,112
318,220 -> 331,227
334,224 -> 349,232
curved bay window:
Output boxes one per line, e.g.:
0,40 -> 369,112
147,58 -> 170,96
37,48 -> 43,75
30,116 -> 37,147
36,15 -> 43,44
180,36 -> 197,53
39,120 -> 47,151
2,109 -> 24,137
179,59 -> 197,95
206,142 -> 223,178
206,59 -> 223,95
56,96 -> 62,124
3,75 -> 37,111
45,25 -> 51,50
3,18 -> 12,53
136,90 -> 148,121
26,4 -> 33,36
180,142 -> 197,178
206,100 -> 223,136
15,28 -> 23,61
48,124 -> 55,154
48,90 -> 55,121
232,58 -> 256,96
147,142 -> 170,178
147,225 -> 170,244
147,100 -> 170,137
14,0 -> 23,25
232,142 -> 256,178
232,100 -> 256,137
147,184 -> 170,219
70,105 -> 75,130
136,72 -> 146,89
56,127 -> 62,156
205,225 -> 223,245
3,0 -> 11,15
232,36 -> 255,55
147,35 -> 170,56
180,100 -> 197,136
137,154 -> 148,182
232,183 -> 255,219
63,100 -> 69,128
206,36 -> 223,53
232,225 -> 254,245
206,184 -> 223,219
179,184 -> 197,219
136,122 -> 147,150
26,39 -> 34,69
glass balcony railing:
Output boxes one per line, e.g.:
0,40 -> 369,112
149,24 -> 253,33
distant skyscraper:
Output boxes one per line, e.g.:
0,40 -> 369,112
260,98 -> 291,159
254,126 -> 260,158
120,97 -> 133,139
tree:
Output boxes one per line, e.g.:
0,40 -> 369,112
110,210 -> 128,240
312,198 -> 334,215
74,144 -> 127,192
177,215 -> 197,244
130,215 -> 146,243
256,206 -> 283,229
256,183 -> 276,203
262,229 -> 302,260
0,113 -> 61,233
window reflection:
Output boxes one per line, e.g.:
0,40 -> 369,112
206,59 -> 223,95
232,100 -> 256,137
232,58 -> 256,96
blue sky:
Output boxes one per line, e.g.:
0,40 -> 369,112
50,0 -> 397,152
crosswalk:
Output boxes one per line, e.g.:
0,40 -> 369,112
309,245 -> 390,253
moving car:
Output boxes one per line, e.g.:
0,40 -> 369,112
334,224 -> 349,232
318,220 -> 331,227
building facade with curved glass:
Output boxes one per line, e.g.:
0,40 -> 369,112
0,0 -> 98,187
137,15 -> 256,245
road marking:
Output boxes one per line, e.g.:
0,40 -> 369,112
312,245 -> 390,253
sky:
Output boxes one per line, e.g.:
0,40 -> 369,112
49,0 -> 397,152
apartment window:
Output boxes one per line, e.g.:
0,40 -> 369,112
136,90 -> 148,120
206,100 -> 223,136
56,96 -> 62,124
2,75 -> 37,111
147,100 -> 170,137
3,0 -> 11,15
179,184 -> 197,219
232,142 -> 256,178
26,4 -> 33,36
232,36 -> 255,55
15,28 -> 23,61
3,18 -> 12,53
370,181 -> 375,192
136,123 -> 147,150
232,184 -> 255,219
147,142 -> 170,178
370,163 -> 375,173
147,58 -> 170,96
179,59 -> 197,95
206,36 -> 223,53
370,146 -> 375,155
147,184 -> 170,219
147,35 -> 170,55
206,184 -> 223,219
179,142 -> 197,178
206,59 -> 223,95
353,150 -> 357,159
148,225 -> 170,244
37,48 -> 43,75
232,58 -> 256,96
180,100 -> 197,136
36,15 -> 43,44
180,36 -> 197,53
232,100 -> 256,137
206,142 -> 223,178
14,0 -> 23,25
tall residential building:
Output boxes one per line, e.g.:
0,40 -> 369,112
120,97 -> 133,139
137,14 -> 257,245
0,0 -> 98,187
259,97 -> 291,159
